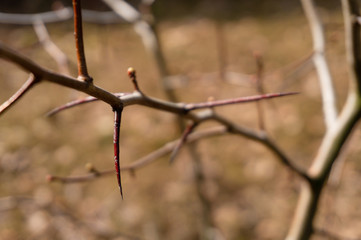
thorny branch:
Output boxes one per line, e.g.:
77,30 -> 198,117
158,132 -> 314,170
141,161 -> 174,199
301,0 -> 338,129
0,41 -> 301,188
2,1 -> 361,239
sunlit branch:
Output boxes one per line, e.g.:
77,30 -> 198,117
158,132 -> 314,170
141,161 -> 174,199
301,0 -> 338,129
286,1 -> 361,239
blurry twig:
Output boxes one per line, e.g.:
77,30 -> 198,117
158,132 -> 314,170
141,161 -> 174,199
253,52 -> 266,130
48,126 -> 228,183
286,0 -> 361,239
0,8 -> 127,25
33,18 -> 70,75
301,0 -> 338,129
314,228 -> 361,240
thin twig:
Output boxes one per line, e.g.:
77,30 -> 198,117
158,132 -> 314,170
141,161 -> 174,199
46,92 -> 131,116
0,74 -> 40,116
213,113 -> 310,180
314,228 -> 361,240
47,126 -> 228,183
48,112 -> 308,184
184,92 -> 298,111
72,0 -> 92,82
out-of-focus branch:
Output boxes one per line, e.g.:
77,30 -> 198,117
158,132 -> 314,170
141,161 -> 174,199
0,74 -> 39,116
254,52 -> 266,130
314,228 -> 361,240
0,8 -> 126,25
72,0 -> 92,82
308,0 -> 361,180
48,126 -> 228,183
343,0 -> 361,94
33,18 -> 70,75
102,0 -> 141,22
0,8 -> 73,25
301,0 -> 338,129
286,1 -> 361,239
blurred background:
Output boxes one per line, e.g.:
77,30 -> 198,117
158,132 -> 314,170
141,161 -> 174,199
1,0 -> 361,239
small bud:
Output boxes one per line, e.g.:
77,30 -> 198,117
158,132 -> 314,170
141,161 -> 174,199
127,67 -> 141,92
127,67 -> 136,78
85,163 -> 94,171
46,174 -> 54,182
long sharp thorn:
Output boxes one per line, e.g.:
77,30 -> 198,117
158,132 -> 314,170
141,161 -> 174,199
113,108 -> 123,198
